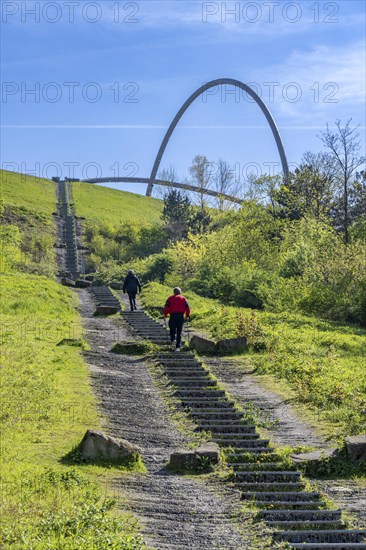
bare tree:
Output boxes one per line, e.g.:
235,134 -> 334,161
320,119 -> 366,243
189,154 -> 212,210
214,158 -> 240,210
154,164 -> 178,198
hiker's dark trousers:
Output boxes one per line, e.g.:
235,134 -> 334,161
127,290 -> 137,310
169,313 -> 184,348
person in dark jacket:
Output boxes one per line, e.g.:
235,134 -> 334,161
123,270 -> 141,311
163,287 -> 190,352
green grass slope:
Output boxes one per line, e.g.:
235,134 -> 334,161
1,169 -> 56,217
0,170 -> 57,276
0,172 -> 145,548
72,181 -> 163,227
142,283 -> 366,442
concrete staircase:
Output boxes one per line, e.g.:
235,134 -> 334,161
90,285 -> 121,314
57,180 -> 81,279
121,309 -> 366,549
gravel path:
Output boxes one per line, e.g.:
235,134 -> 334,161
203,357 -> 327,449
77,289 -> 251,549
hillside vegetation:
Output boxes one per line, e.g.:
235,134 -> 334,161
72,182 -> 163,272
141,282 -> 366,441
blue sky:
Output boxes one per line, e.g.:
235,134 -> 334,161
1,0 -> 365,196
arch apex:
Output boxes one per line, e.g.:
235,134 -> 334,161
146,78 -> 289,197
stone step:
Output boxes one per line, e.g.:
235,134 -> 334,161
186,400 -> 236,408
226,448 -> 275,457
164,365 -> 205,371
136,334 -> 169,340
164,366 -> 211,380
175,389 -> 226,397
196,420 -> 256,433
229,461 -> 287,470
275,530 -> 366,544
235,471 -> 301,482
199,426 -> 259,436
156,353 -> 195,359
190,411 -> 242,420
268,520 -> 345,529
199,424 -> 256,433
214,437 -> 270,447
237,482 -> 305,492
253,501 -> 327,510
261,510 -> 342,521
133,329 -> 168,334
171,379 -> 218,388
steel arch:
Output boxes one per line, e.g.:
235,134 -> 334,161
146,78 -> 289,196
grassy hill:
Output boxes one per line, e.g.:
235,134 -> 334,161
1,169 -> 56,218
72,181 -> 163,227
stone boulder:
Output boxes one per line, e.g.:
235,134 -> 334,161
85,275 -> 95,282
95,305 -> 120,316
291,448 -> 338,464
78,430 -> 141,462
75,279 -> 92,288
345,435 -> 366,462
61,277 -> 75,287
169,442 -> 220,471
189,335 -> 217,355
216,336 -> 247,354
110,282 -> 123,290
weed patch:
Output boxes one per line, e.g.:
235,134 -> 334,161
112,339 -> 157,355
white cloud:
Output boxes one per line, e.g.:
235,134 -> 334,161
249,42 -> 366,121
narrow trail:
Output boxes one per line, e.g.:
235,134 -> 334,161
204,358 -> 327,449
78,289 -> 250,550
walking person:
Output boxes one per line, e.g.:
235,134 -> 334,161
123,269 -> 141,311
164,287 -> 190,352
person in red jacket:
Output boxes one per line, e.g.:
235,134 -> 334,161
163,287 -> 190,352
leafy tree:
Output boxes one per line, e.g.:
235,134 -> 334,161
320,119 -> 366,243
275,163 -> 334,220
162,189 -> 192,243
247,174 -> 282,217
190,207 -> 212,234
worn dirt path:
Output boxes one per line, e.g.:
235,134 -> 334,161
78,289 -> 252,549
